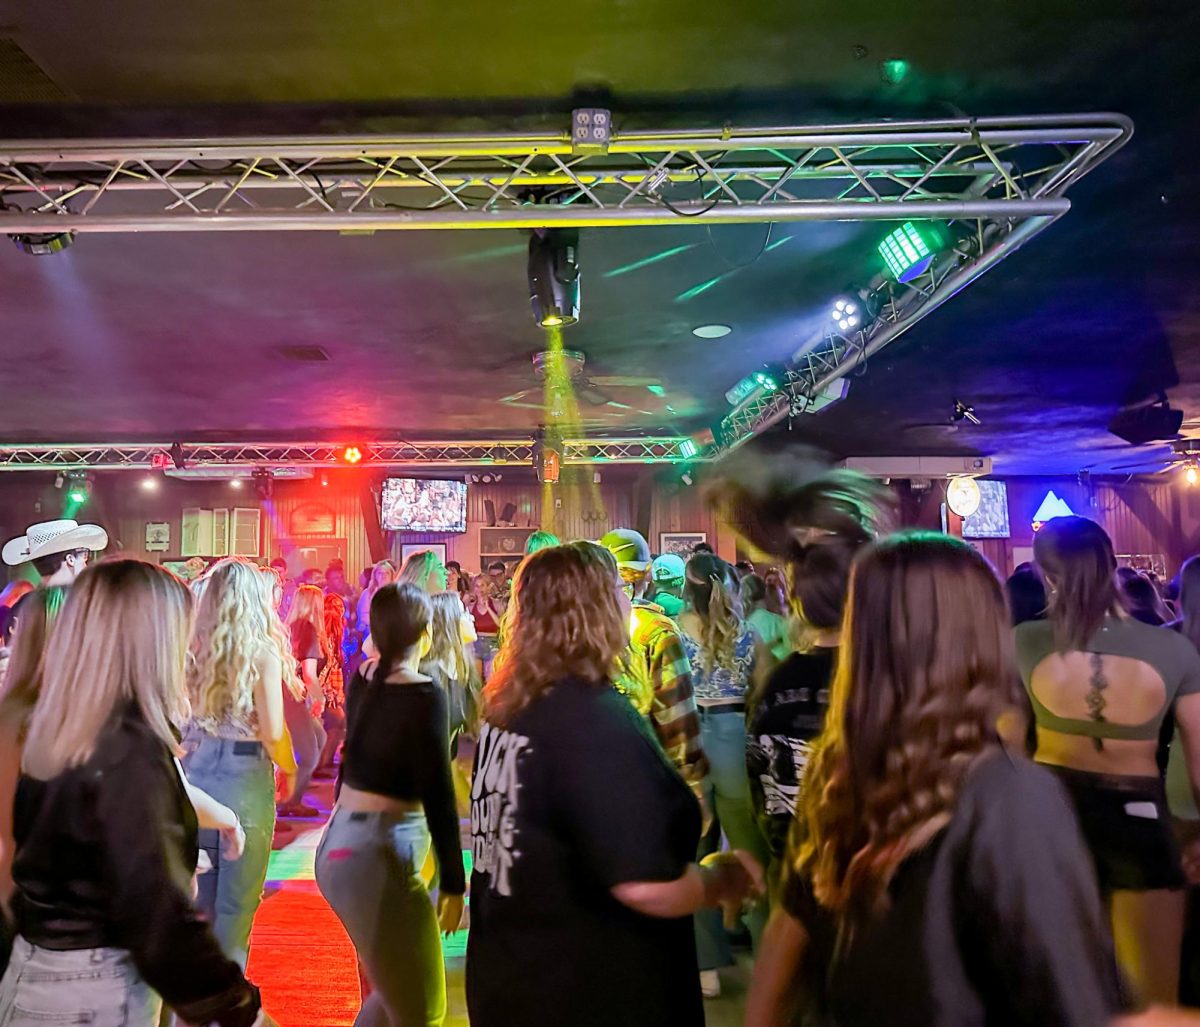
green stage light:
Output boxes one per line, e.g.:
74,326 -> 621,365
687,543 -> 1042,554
724,369 -> 780,406
879,222 -> 943,283
678,439 -> 700,459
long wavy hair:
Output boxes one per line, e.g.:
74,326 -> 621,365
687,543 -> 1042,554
23,561 -> 194,780
428,591 -> 474,685
398,551 -> 447,595
189,558 -> 303,723
1178,555 -> 1200,652
485,542 -> 628,727
287,584 -> 328,659
683,554 -> 743,673
0,586 -> 70,733
796,532 -> 1024,929
1034,516 -> 1124,651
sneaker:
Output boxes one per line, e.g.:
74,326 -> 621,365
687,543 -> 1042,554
700,970 -> 721,999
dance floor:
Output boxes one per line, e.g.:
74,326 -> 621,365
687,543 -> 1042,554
247,781 -> 749,1026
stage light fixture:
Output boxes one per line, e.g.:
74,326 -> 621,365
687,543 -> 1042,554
879,221 -> 943,283
724,369 -> 781,406
320,472 -> 329,487
831,299 -> 860,332
65,472 -> 90,506
9,231 -> 74,256
151,452 -> 172,471
341,446 -> 363,465
528,228 -> 581,328
252,469 -> 273,499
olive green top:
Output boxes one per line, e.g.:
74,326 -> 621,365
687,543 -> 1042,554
1015,616 -> 1200,741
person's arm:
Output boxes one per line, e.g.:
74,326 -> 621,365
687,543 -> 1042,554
645,630 -> 709,796
745,906 -> 810,1027
177,761 -> 245,861
1175,677 -> 1200,814
0,720 -> 19,916
611,850 -> 762,918
252,650 -> 297,776
98,742 -> 261,1027
417,687 -> 466,932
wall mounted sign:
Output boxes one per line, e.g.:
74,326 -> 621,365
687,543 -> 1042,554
145,521 -> 170,553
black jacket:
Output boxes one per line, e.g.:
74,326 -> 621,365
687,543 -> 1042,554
11,704 -> 260,1027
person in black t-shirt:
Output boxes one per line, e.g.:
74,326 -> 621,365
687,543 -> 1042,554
467,542 -> 763,1027
746,534 -> 1128,1027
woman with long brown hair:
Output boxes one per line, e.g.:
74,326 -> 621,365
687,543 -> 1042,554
467,542 -> 762,1027
1020,516 -> 1200,1005
748,532 -> 1127,1026
281,583 -> 330,817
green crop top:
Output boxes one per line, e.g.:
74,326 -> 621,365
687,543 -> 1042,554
1015,617 -> 1200,741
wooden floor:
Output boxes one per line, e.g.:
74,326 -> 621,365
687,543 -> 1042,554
247,781 -> 751,1026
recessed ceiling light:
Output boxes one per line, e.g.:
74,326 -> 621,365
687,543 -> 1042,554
692,324 -> 732,339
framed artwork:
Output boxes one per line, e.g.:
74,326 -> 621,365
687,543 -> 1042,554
659,532 -> 707,557
144,521 -> 170,553
400,542 -> 448,567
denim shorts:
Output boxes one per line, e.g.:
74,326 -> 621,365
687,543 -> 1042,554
0,937 -> 160,1026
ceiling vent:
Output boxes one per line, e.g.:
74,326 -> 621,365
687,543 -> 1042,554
277,345 -> 332,363
0,39 -> 68,102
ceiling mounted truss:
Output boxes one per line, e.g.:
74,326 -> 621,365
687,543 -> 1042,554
0,113 -> 1129,232
0,437 -> 698,471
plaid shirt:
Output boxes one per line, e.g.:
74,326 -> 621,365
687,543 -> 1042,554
615,600 -> 708,793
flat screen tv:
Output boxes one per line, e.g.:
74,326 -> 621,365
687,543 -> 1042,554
962,480 -> 1011,539
381,478 -> 468,533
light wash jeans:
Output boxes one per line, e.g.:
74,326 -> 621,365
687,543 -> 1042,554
695,705 -> 771,971
181,730 -> 276,969
316,808 -> 445,1027
0,938 -> 160,1026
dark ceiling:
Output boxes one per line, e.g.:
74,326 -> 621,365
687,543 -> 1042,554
0,0 -> 1197,474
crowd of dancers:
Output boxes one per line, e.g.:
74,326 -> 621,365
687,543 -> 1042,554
4,450 -> 1200,1025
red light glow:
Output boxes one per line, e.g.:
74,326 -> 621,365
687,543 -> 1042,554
341,446 -> 363,465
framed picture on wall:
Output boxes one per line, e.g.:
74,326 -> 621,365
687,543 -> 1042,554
659,532 -> 707,557
400,542 -> 447,568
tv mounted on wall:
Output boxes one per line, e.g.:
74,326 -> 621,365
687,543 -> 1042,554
961,480 -> 1011,539
381,478 -> 468,533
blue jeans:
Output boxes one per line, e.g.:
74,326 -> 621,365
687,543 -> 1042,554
181,731 -> 276,969
0,938 -> 160,1026
694,706 -> 770,971
316,809 -> 445,1027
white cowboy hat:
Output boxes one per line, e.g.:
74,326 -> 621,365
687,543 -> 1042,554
3,519 -> 109,566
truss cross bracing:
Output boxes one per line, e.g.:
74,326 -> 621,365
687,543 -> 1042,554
0,438 -> 698,471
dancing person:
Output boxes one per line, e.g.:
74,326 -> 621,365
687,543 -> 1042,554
469,573 -> 505,677
356,560 -> 395,642
1007,562 -> 1048,626
523,530 -> 560,556
398,550 -> 449,595
747,532 -> 1129,1026
0,561 -> 269,1027
741,572 -> 791,662
1020,516 -> 1200,1005
599,529 -> 708,797
445,561 -> 470,599
316,583 -> 465,1027
282,584 -> 330,817
649,553 -> 687,618
422,592 -> 479,749
316,591 -> 349,778
325,560 -> 357,605
467,542 -> 762,1027
185,557 -> 302,967
677,553 -> 769,996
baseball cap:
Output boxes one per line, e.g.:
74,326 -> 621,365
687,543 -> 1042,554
598,529 -> 651,571
651,553 -> 686,583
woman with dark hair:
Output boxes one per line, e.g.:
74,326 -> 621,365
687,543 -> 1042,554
1007,562 -> 1048,626
1123,573 -> 1170,627
677,553 -> 768,993
467,542 -> 762,1027
316,582 -> 465,1027
748,533 -> 1129,1026
1021,516 -> 1200,1005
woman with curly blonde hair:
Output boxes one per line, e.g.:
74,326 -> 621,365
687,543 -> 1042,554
747,533 -> 1129,1026
282,584 -> 330,816
676,552 -> 769,989
468,542 -> 762,1027
184,556 -> 301,967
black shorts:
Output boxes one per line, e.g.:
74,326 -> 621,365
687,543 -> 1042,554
1048,764 -> 1185,892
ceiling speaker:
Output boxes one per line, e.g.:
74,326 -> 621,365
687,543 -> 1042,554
1107,403 -> 1183,446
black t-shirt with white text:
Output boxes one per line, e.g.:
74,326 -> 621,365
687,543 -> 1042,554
747,648 -> 837,859
467,678 -> 703,1027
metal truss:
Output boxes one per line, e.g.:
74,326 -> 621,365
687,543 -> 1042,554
0,114 -> 1129,232
0,437 -> 695,471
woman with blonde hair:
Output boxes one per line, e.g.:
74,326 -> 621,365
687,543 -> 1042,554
316,583 -> 465,1027
356,560 -> 395,639
398,550 -> 449,595
467,542 -> 762,1027
747,532 -> 1128,1026
0,561 -> 268,1027
282,584 -> 330,817
184,556 -> 301,966
422,591 -> 480,748
676,552 -> 769,993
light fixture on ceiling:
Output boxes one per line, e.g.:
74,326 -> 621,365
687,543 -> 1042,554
65,472 -> 90,506
528,228 -> 581,327
229,479 -> 244,490
140,476 -> 159,493
692,324 -> 732,339
831,299 -> 860,332
952,399 -> 981,426
8,230 -> 74,256
1186,461 -> 1198,487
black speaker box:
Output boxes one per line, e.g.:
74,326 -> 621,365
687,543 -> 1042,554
1107,404 -> 1183,446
